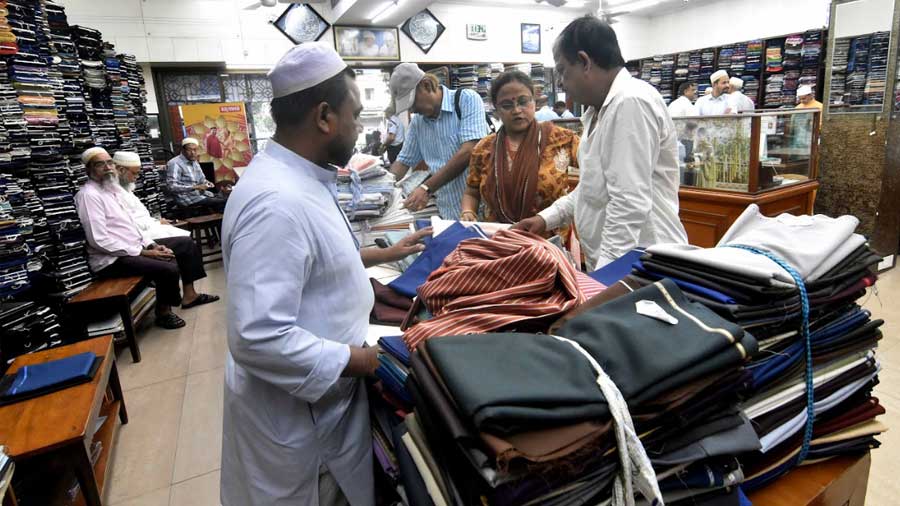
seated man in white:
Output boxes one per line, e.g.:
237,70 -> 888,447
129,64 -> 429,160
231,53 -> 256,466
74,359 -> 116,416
113,151 -> 191,241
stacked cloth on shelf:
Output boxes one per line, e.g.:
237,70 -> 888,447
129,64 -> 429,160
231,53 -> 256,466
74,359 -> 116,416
630,204 -> 886,493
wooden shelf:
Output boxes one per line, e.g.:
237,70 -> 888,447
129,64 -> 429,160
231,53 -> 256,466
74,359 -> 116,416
67,399 -> 121,506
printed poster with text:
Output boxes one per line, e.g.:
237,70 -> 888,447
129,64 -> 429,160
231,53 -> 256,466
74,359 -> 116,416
180,102 -> 251,182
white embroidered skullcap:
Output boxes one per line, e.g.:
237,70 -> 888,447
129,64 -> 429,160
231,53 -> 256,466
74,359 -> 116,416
81,147 -> 109,165
113,151 -> 141,168
710,70 -> 729,85
267,42 -> 348,99
182,137 -> 200,147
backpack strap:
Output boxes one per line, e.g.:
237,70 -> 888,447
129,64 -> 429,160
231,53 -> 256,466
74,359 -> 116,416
454,88 -> 463,120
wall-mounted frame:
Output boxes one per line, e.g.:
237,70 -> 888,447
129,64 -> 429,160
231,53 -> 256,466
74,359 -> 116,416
402,9 -> 446,54
334,26 -> 401,61
521,23 -> 541,54
272,4 -> 329,45
467,23 -> 487,41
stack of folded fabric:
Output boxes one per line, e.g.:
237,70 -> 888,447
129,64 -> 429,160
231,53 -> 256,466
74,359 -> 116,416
659,53 -> 674,103
798,30 -> 822,95
105,44 -> 132,150
392,276 -> 759,506
674,52 -> 689,84
0,301 -> 62,365
846,35 -> 870,106
764,74 -> 785,108
337,155 -> 396,221
630,204 -> 886,492
865,31 -> 889,106
830,38 -> 850,105
718,45 -> 734,71
766,43 -> 783,73
0,0 -> 17,56
649,55 -> 662,87
699,47 -> 715,93
783,34 -> 802,71
782,69 -> 800,106
0,173 -> 30,299
640,59 -> 651,82
688,50 -> 701,85
746,40 -> 763,73
730,43 -> 746,76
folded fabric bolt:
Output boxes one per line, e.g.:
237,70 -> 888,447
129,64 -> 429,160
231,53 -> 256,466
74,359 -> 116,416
0,351 -> 101,404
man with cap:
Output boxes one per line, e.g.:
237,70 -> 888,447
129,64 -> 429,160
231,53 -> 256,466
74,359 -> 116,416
358,30 -> 381,57
113,151 -> 191,241
220,42 -> 429,506
796,85 -> 823,124
535,94 -> 560,121
553,100 -> 576,118
514,15 -> 687,271
695,69 -> 734,116
75,148 -> 219,330
387,62 -> 488,219
728,77 -> 756,113
165,137 -> 226,213
668,81 -> 698,117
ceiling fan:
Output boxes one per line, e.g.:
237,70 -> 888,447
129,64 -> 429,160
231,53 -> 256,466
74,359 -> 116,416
243,0 -> 326,11
534,0 -> 570,6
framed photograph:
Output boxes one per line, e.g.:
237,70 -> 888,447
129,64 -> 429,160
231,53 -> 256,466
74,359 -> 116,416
272,4 -> 329,45
521,23 -> 541,54
402,9 -> 446,54
467,23 -> 487,41
334,26 -> 400,61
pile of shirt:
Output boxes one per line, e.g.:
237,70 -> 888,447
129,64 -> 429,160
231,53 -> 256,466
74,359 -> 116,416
337,154 -> 395,221
830,38 -> 851,105
378,274 -> 758,506
631,204 -> 886,492
0,301 -> 62,365
864,31 -> 890,106
0,173 -> 31,298
798,30 -> 823,97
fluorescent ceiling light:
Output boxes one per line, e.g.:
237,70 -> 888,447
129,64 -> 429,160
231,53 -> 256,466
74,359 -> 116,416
607,0 -> 662,11
372,0 -> 404,24
368,1 -> 393,20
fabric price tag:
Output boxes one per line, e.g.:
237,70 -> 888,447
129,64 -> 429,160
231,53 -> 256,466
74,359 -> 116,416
635,300 -> 679,325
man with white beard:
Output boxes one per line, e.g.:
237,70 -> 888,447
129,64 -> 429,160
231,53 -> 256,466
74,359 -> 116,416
112,151 -> 191,241
75,147 -> 219,329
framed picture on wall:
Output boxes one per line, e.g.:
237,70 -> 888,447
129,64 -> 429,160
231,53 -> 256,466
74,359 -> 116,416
272,4 -> 329,45
402,9 -> 446,54
334,26 -> 401,61
521,23 -> 541,54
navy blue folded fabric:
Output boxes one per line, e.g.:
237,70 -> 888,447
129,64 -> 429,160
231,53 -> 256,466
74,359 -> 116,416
0,351 -> 101,404
588,249 -> 644,286
633,259 -> 737,304
387,222 -> 485,298
379,335 -> 410,366
375,354 -> 412,405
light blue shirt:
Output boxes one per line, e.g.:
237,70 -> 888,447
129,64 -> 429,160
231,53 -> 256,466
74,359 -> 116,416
165,154 -> 213,206
535,105 -> 560,121
398,86 -> 488,219
220,140 -> 374,506
560,109 -> 576,119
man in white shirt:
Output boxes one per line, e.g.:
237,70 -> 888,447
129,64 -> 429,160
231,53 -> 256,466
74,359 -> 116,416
695,70 -> 734,116
220,42 -> 428,506
358,31 -> 381,57
514,16 -> 687,270
553,100 -> 576,118
113,151 -> 190,241
728,77 -> 756,113
668,82 -> 698,117
534,95 -> 560,121
383,107 -> 405,163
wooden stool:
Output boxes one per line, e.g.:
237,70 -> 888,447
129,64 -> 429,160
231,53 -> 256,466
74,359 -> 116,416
68,276 -> 148,363
184,213 -> 223,264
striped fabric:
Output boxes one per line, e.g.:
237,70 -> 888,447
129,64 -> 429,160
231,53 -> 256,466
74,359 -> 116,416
397,86 -> 488,219
402,229 -> 587,350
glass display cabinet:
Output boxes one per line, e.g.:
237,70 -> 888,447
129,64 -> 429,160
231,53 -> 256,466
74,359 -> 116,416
674,109 -> 821,247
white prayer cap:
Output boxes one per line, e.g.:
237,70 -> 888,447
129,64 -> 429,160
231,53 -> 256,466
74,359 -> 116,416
81,147 -> 109,165
362,31 -> 376,40
704,87 -> 713,95
710,70 -> 729,85
729,77 -> 743,90
182,137 -> 200,147
113,151 -> 141,168
390,62 -> 426,114
797,85 -> 813,97
267,41 -> 348,99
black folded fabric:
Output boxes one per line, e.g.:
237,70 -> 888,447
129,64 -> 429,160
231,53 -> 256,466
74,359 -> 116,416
425,279 -> 757,434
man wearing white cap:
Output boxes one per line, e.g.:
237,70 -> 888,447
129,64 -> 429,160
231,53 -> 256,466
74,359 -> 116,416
165,137 -> 225,213
358,30 -> 381,57
220,42 -> 429,506
795,85 -> 823,124
387,62 -> 488,218
728,77 -> 756,113
113,151 -> 190,240
695,69 -> 734,116
75,148 -> 219,331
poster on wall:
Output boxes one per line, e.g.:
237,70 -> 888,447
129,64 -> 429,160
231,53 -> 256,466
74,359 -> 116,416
179,102 -> 251,182
521,23 -> 541,54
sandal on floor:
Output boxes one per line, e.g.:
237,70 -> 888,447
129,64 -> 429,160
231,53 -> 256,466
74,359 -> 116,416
181,293 -> 220,309
156,313 -> 186,329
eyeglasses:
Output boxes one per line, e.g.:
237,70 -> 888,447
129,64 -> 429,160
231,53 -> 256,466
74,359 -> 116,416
497,95 -> 534,112
90,160 -> 115,168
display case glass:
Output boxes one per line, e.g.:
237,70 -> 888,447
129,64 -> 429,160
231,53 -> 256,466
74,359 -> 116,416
673,109 -> 820,194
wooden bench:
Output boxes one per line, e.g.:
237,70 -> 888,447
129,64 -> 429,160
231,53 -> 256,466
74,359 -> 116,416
181,213 -> 223,264
68,276 -> 148,363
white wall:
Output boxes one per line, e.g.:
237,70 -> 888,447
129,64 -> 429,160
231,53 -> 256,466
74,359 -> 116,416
614,0 -> 832,59
834,0 -> 895,37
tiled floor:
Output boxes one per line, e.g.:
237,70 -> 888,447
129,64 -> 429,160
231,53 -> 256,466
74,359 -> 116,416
103,262 -> 900,506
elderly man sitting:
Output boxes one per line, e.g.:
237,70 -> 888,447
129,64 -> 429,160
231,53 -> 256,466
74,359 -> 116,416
166,137 -> 226,212
113,151 -> 191,241
76,147 -> 219,329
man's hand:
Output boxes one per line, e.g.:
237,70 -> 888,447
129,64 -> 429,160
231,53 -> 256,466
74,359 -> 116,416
512,216 -> 547,235
403,187 -> 430,212
159,218 -> 171,225
192,183 -> 208,192
383,227 -> 431,262
343,346 -> 381,377
140,248 -> 174,260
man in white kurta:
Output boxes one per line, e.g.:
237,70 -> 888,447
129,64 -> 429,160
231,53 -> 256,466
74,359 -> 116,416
221,42 -> 428,506
112,151 -> 191,241
515,17 -> 687,271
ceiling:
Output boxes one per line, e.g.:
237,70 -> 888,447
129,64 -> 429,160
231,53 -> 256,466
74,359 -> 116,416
335,0 -> 595,26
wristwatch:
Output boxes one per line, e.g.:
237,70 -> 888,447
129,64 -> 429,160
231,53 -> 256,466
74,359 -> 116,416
418,183 -> 431,194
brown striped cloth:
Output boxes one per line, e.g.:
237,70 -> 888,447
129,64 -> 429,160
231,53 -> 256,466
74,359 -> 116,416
402,229 -> 589,350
